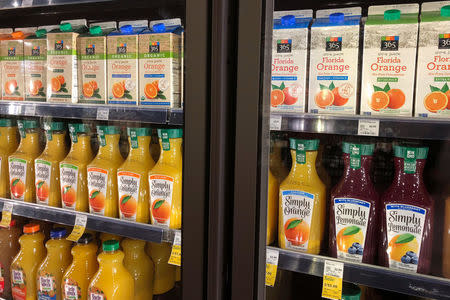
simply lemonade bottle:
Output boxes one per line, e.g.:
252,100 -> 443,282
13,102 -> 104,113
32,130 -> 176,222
87,126 -> 123,217
0,119 -> 18,198
9,120 -> 42,202
117,127 -> 155,223
62,233 -> 98,300
146,242 -> 175,297
279,139 -> 326,254
149,129 -> 182,229
35,121 -> 68,207
60,123 -> 94,212
11,223 -> 46,300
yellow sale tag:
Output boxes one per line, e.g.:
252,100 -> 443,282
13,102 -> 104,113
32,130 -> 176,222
322,260 -> 344,300
265,249 -> 279,287
0,203 -> 13,228
67,215 -> 88,242
169,231 -> 181,266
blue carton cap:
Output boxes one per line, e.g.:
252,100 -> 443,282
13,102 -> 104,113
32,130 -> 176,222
153,23 -> 166,33
273,15 -> 311,29
281,15 -> 296,26
120,24 -> 133,34
312,14 -> 360,27
50,227 -> 67,239
329,12 -> 345,24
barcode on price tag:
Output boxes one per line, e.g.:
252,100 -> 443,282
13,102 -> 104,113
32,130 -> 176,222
0,202 -> 13,228
265,248 -> 279,287
322,260 -> 344,300
67,215 -> 87,242
24,105 -> 36,116
169,231 -> 181,266
358,119 -> 379,136
96,108 -> 109,120
270,115 -> 282,131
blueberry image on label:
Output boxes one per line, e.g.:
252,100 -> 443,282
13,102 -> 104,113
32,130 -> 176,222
401,255 -> 411,264
411,257 -> 418,265
348,246 -> 357,254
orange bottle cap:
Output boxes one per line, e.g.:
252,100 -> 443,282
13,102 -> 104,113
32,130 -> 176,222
23,223 -> 40,233
11,31 -> 24,39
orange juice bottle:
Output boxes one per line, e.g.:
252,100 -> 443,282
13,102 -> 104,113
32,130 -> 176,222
87,126 -> 123,217
35,121 -> 67,207
9,120 -> 42,202
36,228 -> 72,300
122,238 -> 154,300
146,242 -> 175,296
0,219 -> 21,299
118,127 -> 155,223
278,139 -> 326,254
149,129 -> 182,229
10,223 -> 46,300
62,233 -> 98,300
60,123 -> 93,211
267,170 -> 278,245
443,194 -> 450,278
88,240 -> 134,300
0,119 -> 18,198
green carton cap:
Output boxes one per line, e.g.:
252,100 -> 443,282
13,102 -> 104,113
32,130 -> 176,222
342,143 -> 374,156
442,5 -> 450,17
96,125 -> 120,135
18,120 -> 38,129
60,23 -> 73,32
384,9 -> 401,21
394,145 -> 428,160
103,240 -> 119,252
157,128 -> 183,139
90,25 -> 102,36
289,138 -> 319,151
35,29 -> 47,38
0,119 -> 15,127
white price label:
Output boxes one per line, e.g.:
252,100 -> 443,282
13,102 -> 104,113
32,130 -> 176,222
322,260 -> 344,300
265,248 -> 279,287
270,115 -> 282,131
358,119 -> 380,136
24,105 -> 36,116
96,108 -> 109,120
22,0 -> 33,7
169,231 -> 182,266
67,214 -> 88,242
0,202 -> 13,228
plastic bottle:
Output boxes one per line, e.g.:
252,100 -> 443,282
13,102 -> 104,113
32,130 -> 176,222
0,119 -> 18,198
146,242 -> 175,296
0,219 -> 21,299
267,170 -> 278,245
443,195 -> 450,278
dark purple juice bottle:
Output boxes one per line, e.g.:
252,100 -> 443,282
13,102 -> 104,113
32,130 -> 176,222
379,146 -> 433,274
330,142 -> 379,264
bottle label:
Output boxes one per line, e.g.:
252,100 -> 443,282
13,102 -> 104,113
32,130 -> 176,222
60,163 -> 79,209
334,198 -> 371,262
63,278 -> 82,300
149,174 -> 174,227
87,167 -> 108,215
89,286 -> 107,300
118,171 -> 140,221
385,204 -> 427,272
281,190 -> 315,251
9,158 -> 27,201
35,159 -> 52,205
0,263 -> 4,293
37,271 -> 56,300
11,267 -> 26,300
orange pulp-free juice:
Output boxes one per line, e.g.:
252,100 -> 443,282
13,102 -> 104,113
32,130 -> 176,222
146,242 -> 175,295
0,119 -> 18,198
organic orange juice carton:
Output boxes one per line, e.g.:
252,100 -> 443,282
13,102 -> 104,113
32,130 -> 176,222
24,26 -> 58,102
271,10 -> 312,112
139,18 -> 182,107
107,20 -> 147,105
78,22 -> 116,104
361,4 -> 419,116
46,19 -> 87,103
1,28 -> 35,101
308,8 -> 361,114
415,2 -> 450,118
0,29 -> 12,98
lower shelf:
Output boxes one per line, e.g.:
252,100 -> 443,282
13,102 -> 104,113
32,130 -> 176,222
269,246 -> 450,300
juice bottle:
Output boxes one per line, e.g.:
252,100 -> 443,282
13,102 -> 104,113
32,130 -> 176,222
139,19 -> 182,107
443,194 -> 450,278
278,139 -> 326,254
146,242 -> 175,296
329,143 -> 379,264
62,233 -> 98,300
36,228 -> 72,300
88,240 -> 134,300
0,219 -> 21,299
415,3 -> 450,118
60,123 -> 93,211
87,126 -> 123,217
380,146 -> 433,274
35,121 -> 68,207
0,119 -> 18,198
150,131 -> 160,162
10,223 -> 46,300
9,120 -> 42,202
149,129 -> 182,229
117,127 -> 155,223
270,10 -> 312,112
360,4 -> 419,116
267,170 -> 278,245
308,8 -> 361,114
269,133 -> 289,183
122,238 -> 154,300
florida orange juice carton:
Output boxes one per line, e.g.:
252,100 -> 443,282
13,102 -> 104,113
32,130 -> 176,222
415,2 -> 450,118
107,20 -> 147,105
271,10 -> 312,112
46,19 -> 87,103
0,29 -> 12,98
78,22 -> 116,104
139,18 -> 182,107
361,4 -> 419,116
308,8 -> 361,114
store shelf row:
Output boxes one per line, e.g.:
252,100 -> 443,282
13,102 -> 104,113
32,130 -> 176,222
269,246 -> 450,300
0,198 -> 178,243
0,0 -> 110,10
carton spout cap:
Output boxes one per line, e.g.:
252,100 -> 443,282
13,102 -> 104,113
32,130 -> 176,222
60,22 -> 72,32
329,12 -> 345,24
153,23 -> 166,32
120,24 -> 133,34
384,9 -> 401,21
280,15 -> 295,27
442,5 -> 450,17
89,25 -> 102,36
35,29 -> 47,37
11,31 -> 24,38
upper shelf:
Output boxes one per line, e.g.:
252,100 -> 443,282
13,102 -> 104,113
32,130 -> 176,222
0,0 -> 110,10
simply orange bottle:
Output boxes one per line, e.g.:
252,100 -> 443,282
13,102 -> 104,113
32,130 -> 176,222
149,129 -> 182,229
10,223 -> 46,300
122,238 -> 154,300
62,233 -> 98,300
35,121 -> 68,207
146,242 -> 175,296
9,120 -> 42,202
87,126 -> 124,217
117,128 -> 155,223
0,119 -> 18,198
88,240 -> 134,300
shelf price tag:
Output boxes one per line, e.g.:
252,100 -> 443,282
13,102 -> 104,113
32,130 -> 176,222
322,260 -> 344,300
24,105 -> 36,116
358,119 -> 379,136
96,108 -> 109,120
270,115 -> 282,131
22,0 -> 33,7
67,215 -> 88,242
0,202 -> 13,228
169,231 -> 181,266
265,248 -> 279,287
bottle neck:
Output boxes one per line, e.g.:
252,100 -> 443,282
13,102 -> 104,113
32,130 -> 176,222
17,130 -> 40,154
69,134 -> 93,160
0,127 -> 18,152
97,134 -> 122,161
392,157 -> 425,187
43,132 -> 66,156
124,244 -> 146,261
158,137 -> 182,166
289,149 -> 318,183
341,154 -> 373,183
127,136 -> 151,159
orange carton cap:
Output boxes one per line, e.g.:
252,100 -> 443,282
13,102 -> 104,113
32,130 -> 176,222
23,223 -> 40,233
11,31 -> 24,39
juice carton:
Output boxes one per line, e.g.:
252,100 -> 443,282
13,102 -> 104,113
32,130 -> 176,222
361,4 -> 419,116
138,18 -> 182,107
1,28 -> 35,101
46,19 -> 87,103
24,26 -> 58,102
271,10 -> 312,112
415,2 -> 450,118
0,28 -> 12,97
308,8 -> 361,114
78,22 -> 116,104
107,20 -> 147,105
